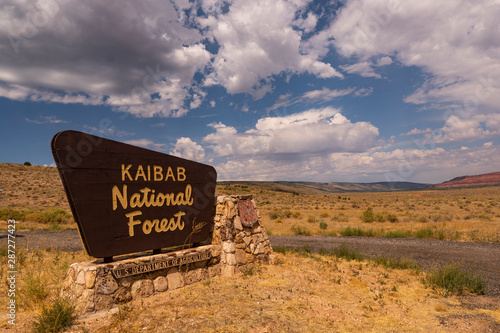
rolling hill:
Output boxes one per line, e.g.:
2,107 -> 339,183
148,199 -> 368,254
428,171 -> 500,189
218,180 -> 429,195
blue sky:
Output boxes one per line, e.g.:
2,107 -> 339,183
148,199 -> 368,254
1,0 -> 499,183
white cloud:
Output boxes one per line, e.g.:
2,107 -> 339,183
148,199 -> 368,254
200,0 -> 342,98
25,115 -> 68,124
214,140 -> 500,183
170,137 -> 206,161
401,128 -> 433,136
323,0 -> 500,110
0,0 -> 210,117
301,87 -> 357,103
0,0 -> 347,115
483,141 -> 493,147
123,138 -> 168,151
294,11 -> 318,33
426,113 -> 500,143
203,107 -> 379,159
376,56 -> 392,66
341,61 -> 382,78
268,87 -> 364,110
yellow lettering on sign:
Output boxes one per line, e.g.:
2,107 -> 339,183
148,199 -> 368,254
125,210 -> 186,237
177,167 -> 186,181
135,165 -> 147,181
112,184 -> 194,210
120,164 -> 188,182
121,164 -> 132,181
125,210 -> 142,236
154,165 -> 163,181
112,185 -> 128,210
165,166 -> 175,181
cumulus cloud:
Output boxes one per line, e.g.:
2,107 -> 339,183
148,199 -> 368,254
214,139 -> 500,183
317,0 -> 500,110
0,0 -> 345,116
1,0 -> 212,117
199,0 -> 342,98
170,137 -> 206,161
427,113 -> 500,143
203,107 -> 379,159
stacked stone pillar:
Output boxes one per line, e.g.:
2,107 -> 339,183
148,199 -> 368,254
213,195 -> 275,276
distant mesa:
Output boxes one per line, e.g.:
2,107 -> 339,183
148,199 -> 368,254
428,171 -> 500,189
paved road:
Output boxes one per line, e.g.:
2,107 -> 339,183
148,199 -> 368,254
5,230 -> 500,295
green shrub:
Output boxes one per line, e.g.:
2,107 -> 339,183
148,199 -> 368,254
333,244 -> 364,261
372,255 -> 420,270
272,246 -> 289,254
32,297 -> 76,333
26,207 -> 72,224
415,227 -> 434,238
241,264 -> 262,277
423,263 -> 486,295
291,225 -> 311,236
374,213 -> 386,222
386,213 -> 398,223
340,227 -> 375,237
362,208 -> 375,223
0,206 -> 35,221
25,273 -> 48,307
319,221 -> 328,230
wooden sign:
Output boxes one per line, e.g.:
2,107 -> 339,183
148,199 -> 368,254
51,130 -> 217,259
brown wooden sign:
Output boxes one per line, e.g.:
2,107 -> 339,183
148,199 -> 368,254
51,130 -> 217,259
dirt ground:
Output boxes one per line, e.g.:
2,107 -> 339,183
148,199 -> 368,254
8,229 -> 500,296
3,229 -> 500,332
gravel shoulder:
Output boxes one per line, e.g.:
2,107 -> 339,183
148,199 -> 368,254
5,229 -> 500,295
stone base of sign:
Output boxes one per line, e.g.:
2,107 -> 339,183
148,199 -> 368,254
213,195 -> 275,275
61,245 -> 220,313
62,194 -> 275,313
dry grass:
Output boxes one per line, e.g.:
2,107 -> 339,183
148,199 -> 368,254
2,248 -> 498,332
1,164 -> 500,331
229,185 -> 500,243
0,248 -> 90,331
